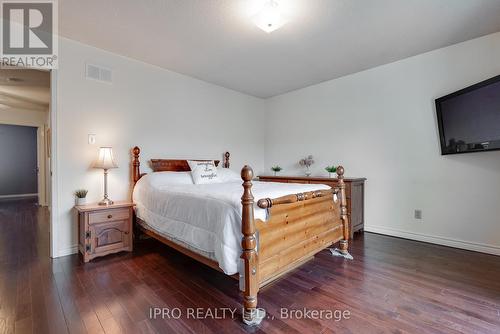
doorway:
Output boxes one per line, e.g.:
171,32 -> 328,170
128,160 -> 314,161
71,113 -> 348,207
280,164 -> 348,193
0,124 -> 39,200
0,68 -> 52,254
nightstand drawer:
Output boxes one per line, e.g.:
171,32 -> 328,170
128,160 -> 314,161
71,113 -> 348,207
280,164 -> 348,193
88,208 -> 130,224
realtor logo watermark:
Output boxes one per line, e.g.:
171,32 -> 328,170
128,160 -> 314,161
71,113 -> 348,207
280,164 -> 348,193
1,0 -> 58,68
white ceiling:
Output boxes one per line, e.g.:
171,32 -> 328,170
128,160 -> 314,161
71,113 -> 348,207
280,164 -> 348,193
0,69 -> 50,111
59,0 -> 500,98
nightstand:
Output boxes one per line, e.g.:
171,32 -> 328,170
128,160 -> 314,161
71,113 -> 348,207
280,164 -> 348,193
75,201 -> 134,262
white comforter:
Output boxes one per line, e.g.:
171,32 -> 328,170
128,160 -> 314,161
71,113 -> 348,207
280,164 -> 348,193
133,174 -> 331,275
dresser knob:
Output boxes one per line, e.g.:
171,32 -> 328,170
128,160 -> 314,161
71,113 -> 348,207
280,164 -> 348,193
107,214 -> 112,219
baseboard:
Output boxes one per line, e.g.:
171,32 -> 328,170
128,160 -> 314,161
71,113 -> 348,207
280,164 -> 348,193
365,225 -> 500,256
0,193 -> 38,199
56,245 -> 78,257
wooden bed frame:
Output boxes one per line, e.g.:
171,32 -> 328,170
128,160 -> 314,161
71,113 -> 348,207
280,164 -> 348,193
131,146 -> 350,325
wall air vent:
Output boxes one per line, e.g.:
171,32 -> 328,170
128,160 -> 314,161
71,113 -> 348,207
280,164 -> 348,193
85,63 -> 112,84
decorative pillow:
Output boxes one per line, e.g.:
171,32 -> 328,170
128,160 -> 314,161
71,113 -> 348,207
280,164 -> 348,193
217,167 -> 241,183
187,160 -> 219,184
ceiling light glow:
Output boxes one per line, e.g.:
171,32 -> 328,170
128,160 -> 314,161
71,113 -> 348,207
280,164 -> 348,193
252,0 -> 287,33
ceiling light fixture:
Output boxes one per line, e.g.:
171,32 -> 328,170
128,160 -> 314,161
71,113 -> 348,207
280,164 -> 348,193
252,0 -> 287,33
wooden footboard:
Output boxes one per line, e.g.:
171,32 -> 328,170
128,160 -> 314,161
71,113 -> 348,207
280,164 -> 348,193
256,190 -> 343,285
240,166 -> 350,325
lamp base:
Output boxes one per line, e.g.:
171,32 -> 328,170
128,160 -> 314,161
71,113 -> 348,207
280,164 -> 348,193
98,198 -> 114,206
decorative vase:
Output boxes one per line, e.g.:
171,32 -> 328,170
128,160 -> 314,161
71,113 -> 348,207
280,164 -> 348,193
75,197 -> 86,206
305,166 -> 311,177
328,172 -> 332,178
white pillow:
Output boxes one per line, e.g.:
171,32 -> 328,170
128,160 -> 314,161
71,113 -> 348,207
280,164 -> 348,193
145,171 -> 194,186
187,160 -> 219,184
217,167 -> 241,183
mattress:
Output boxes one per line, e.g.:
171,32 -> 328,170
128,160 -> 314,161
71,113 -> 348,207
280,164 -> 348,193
133,172 -> 331,275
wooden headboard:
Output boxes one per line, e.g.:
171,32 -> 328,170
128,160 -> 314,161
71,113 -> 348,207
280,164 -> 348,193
132,147 -> 230,184
150,159 -> 221,172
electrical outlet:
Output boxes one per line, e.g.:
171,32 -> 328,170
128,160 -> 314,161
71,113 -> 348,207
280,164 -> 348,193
414,209 -> 423,220
88,134 -> 96,145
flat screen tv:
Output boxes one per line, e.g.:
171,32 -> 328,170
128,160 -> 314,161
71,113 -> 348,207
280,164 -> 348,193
435,75 -> 500,155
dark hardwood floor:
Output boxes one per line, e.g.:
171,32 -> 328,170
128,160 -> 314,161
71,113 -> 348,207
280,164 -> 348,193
0,199 -> 499,334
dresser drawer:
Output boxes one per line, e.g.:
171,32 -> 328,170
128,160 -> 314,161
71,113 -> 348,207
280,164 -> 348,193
263,179 -> 288,183
88,208 -> 130,225
308,180 -> 336,188
288,180 -> 309,184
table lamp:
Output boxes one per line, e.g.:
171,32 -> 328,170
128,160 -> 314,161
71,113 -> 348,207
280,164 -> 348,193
93,147 -> 118,205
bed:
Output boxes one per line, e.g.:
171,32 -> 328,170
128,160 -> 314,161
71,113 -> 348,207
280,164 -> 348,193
131,147 -> 351,325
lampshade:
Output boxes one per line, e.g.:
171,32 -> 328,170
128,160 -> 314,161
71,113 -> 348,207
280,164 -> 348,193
93,147 -> 118,169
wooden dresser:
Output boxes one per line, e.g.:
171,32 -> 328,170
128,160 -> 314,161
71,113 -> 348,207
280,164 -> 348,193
258,175 -> 366,238
75,202 -> 134,262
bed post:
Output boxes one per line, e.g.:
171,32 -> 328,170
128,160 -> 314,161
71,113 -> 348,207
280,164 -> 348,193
240,166 -> 265,325
337,166 -> 350,255
132,146 -> 141,184
223,152 -> 230,168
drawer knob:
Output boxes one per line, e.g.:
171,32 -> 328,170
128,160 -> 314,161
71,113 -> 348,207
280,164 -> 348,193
107,214 -> 113,219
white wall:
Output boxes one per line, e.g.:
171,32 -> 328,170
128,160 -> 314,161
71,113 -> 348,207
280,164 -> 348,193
54,32 -> 500,257
54,38 -> 265,256
265,32 -> 500,255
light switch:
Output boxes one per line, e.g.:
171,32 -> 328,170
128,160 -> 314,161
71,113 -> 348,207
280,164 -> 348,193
88,134 -> 96,145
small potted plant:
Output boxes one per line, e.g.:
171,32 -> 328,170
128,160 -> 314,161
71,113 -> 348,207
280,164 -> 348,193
75,189 -> 88,206
325,165 -> 337,178
299,155 -> 315,176
271,165 -> 283,176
